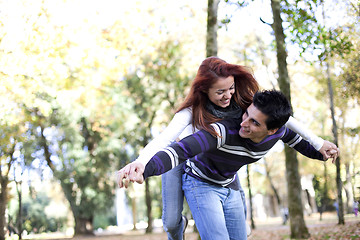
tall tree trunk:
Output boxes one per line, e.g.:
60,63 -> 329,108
0,143 -> 16,240
145,179 -> 153,233
142,114 -> 156,233
130,184 -> 138,230
0,177 -> 8,240
325,61 -> 345,224
270,0 -> 310,238
246,165 -> 255,229
15,181 -> 22,239
320,161 -> 329,220
264,158 -> 282,207
344,163 -> 353,213
206,0 -> 219,57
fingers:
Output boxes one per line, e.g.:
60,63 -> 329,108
117,170 -> 132,188
319,141 -> 340,163
133,170 -> 144,184
128,163 -> 145,182
116,170 -> 126,188
116,162 -> 146,188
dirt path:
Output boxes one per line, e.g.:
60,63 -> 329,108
23,214 -> 360,240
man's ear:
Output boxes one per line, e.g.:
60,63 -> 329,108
267,128 -> 279,136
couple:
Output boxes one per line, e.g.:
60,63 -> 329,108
117,57 -> 339,240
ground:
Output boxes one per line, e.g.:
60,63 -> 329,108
21,212 -> 359,240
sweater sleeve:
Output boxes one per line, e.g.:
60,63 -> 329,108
134,108 -> 193,166
285,116 -> 324,151
282,128 -> 324,161
143,128 -> 219,179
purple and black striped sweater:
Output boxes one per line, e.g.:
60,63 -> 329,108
143,117 -> 324,190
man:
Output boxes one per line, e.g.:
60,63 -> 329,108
118,90 -> 339,240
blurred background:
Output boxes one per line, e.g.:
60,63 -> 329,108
1,0 -> 359,239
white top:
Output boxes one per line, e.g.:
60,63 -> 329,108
135,108 -> 324,166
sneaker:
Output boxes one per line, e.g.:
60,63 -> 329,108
182,215 -> 188,240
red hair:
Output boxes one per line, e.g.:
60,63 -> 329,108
177,56 -> 259,136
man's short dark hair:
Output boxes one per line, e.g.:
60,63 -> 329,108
253,90 -> 293,130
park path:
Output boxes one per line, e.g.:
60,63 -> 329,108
25,213 -> 360,240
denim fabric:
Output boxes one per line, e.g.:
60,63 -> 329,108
162,162 -> 186,240
182,173 -> 247,240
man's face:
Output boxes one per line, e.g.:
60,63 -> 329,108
239,103 -> 277,143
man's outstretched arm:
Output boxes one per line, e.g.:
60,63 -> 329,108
117,129 -> 219,188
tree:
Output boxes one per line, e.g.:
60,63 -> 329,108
121,41 -> 190,232
0,81 -> 30,240
206,0 -> 220,57
283,0 -> 355,225
270,0 -> 310,238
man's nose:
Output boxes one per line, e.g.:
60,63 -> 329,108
241,118 -> 248,127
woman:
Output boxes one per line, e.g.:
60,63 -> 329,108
118,57 -> 334,240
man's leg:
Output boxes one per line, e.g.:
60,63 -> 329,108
162,163 -> 186,240
182,174 -> 231,240
223,189 -> 247,240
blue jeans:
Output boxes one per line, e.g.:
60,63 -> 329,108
182,173 -> 247,240
162,163 -> 186,240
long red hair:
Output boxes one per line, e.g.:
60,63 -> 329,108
177,56 -> 259,136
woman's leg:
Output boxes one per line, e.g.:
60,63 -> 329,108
162,162 -> 186,240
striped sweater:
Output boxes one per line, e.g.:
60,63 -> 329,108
143,117 -> 324,190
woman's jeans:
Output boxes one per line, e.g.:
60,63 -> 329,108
182,173 -> 247,240
162,163 -> 186,240
162,162 -> 247,240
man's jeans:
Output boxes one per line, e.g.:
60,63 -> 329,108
182,173 -> 247,240
162,163 -> 186,240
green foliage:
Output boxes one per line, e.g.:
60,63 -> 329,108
121,40 -> 190,157
93,207 -> 117,230
339,50 -> 360,100
282,0 -> 353,61
8,191 -> 67,234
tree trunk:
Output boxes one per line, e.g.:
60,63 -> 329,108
285,147 -> 310,238
130,185 -> 138,230
0,143 -> 16,240
74,217 -> 94,236
320,161 -> 329,220
16,181 -> 23,239
0,176 -> 8,240
206,0 -> 219,57
246,165 -> 255,229
145,179 -> 153,233
264,158 -> 282,207
270,0 -> 310,238
344,163 -> 354,213
325,61 -> 345,224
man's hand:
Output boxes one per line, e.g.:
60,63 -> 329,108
117,162 -> 145,188
319,140 -> 340,163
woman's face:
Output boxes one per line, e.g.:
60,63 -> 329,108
207,76 -> 235,108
